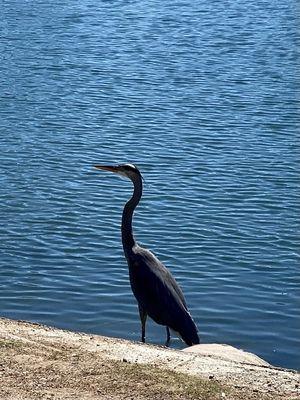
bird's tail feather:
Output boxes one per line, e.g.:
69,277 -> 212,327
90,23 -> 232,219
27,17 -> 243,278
178,313 -> 200,346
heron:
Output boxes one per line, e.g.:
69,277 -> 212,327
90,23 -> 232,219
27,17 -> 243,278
94,163 -> 200,346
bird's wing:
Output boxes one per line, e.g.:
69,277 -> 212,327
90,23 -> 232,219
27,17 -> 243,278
128,246 -> 189,326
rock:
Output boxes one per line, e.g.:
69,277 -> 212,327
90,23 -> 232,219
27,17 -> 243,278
183,344 -> 270,367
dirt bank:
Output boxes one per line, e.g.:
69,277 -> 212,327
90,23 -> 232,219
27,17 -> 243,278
0,317 -> 299,400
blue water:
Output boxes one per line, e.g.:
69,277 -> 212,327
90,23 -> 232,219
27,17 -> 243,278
1,1 -> 299,369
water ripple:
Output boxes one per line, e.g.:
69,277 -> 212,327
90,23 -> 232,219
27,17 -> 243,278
1,0 -> 299,369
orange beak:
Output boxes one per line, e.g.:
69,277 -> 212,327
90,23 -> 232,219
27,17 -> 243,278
94,165 -> 119,173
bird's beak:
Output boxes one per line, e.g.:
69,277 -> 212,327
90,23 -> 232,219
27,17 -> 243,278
94,165 -> 119,174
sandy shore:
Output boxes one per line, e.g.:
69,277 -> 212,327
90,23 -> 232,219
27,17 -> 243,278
0,317 -> 299,400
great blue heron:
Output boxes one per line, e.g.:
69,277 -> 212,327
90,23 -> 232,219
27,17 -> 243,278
95,163 -> 200,346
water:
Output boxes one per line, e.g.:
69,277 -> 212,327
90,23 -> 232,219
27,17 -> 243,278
1,0 -> 299,370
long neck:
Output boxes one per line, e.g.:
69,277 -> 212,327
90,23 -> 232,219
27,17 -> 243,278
122,174 -> 143,256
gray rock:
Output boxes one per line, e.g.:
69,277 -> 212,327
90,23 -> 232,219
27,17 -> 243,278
183,343 -> 270,367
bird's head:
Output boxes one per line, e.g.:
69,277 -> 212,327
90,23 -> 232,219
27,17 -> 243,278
94,163 -> 142,181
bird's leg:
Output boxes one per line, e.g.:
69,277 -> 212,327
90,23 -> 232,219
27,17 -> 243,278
138,305 -> 147,343
165,326 -> 171,346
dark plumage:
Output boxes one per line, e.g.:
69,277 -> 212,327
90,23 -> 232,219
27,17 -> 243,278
95,163 -> 199,346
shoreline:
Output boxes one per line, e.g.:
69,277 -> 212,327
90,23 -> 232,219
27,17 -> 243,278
0,317 -> 299,399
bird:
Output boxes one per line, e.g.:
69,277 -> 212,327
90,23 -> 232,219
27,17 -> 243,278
94,163 -> 200,346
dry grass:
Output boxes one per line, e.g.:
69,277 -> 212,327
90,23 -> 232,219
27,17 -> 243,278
0,339 -> 281,400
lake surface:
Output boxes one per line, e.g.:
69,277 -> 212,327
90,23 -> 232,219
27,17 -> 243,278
1,0 -> 299,369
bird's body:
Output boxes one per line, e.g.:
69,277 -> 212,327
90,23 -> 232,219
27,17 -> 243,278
127,245 -> 199,345
95,163 -> 199,346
